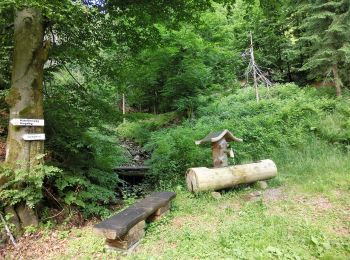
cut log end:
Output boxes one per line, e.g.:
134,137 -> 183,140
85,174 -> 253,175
186,168 -> 201,192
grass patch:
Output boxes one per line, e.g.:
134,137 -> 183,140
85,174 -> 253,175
7,169 -> 349,259
128,189 -> 349,259
273,138 -> 350,193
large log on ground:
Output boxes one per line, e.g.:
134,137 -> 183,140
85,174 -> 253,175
186,159 -> 277,192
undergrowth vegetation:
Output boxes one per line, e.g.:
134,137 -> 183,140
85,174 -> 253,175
120,84 -> 350,189
117,112 -> 178,145
42,68 -> 129,217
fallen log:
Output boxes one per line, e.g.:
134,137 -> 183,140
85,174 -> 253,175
186,159 -> 277,192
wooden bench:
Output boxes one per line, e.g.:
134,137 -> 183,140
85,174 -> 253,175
93,191 -> 176,250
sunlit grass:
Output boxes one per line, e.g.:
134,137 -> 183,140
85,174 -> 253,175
52,174 -> 349,259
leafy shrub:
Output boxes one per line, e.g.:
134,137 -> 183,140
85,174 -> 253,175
0,158 -> 62,208
124,112 -> 154,122
51,127 -> 129,218
43,68 -> 129,217
145,84 -> 350,185
117,112 -> 178,145
318,100 -> 350,146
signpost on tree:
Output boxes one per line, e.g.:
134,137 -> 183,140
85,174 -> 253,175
10,118 -> 44,126
22,134 -> 46,141
4,8 -> 49,229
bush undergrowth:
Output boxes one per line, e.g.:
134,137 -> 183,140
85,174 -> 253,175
121,84 -> 350,189
117,112 -> 178,145
43,68 -> 129,218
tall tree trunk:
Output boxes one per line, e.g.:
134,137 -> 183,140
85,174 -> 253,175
286,61 -> 292,82
4,8 -> 49,229
332,64 -> 342,97
250,32 -> 259,103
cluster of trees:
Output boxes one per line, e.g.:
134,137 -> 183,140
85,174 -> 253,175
0,0 -> 349,231
122,0 -> 350,115
0,0 -> 234,232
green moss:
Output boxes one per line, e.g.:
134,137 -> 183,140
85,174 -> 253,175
5,88 -> 21,106
6,138 -> 21,165
19,106 -> 34,117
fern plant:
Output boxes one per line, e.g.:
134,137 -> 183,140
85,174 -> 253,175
0,156 -> 62,208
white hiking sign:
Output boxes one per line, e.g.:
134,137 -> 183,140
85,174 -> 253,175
10,118 -> 44,126
22,134 -> 46,141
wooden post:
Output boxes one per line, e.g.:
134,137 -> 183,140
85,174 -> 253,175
332,64 -> 343,97
186,159 -> 277,192
212,139 -> 228,168
122,93 -> 126,123
147,203 -> 170,222
105,220 -> 145,251
250,31 -> 259,103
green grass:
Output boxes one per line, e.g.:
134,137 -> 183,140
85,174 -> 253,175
117,112 -> 178,145
51,183 -> 349,259
44,85 -> 350,259
272,138 -> 350,193
45,144 -> 349,259
131,190 -> 349,259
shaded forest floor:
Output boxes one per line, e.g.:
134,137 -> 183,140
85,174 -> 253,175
2,181 -> 349,259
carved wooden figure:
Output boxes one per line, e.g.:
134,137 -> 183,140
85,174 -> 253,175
195,130 -> 242,168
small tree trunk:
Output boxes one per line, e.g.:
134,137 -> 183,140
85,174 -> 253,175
122,93 -> 126,123
332,64 -> 342,97
250,32 -> 259,102
287,61 -> 292,82
4,8 -> 49,228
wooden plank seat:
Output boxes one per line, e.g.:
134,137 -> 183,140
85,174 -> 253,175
93,191 -> 176,250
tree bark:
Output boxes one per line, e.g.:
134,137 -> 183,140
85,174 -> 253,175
332,64 -> 342,97
4,8 -> 49,228
186,159 -> 277,192
250,32 -> 259,103
5,8 -> 48,168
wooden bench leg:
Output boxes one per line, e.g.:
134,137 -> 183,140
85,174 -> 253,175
105,220 -> 145,251
147,203 -> 170,222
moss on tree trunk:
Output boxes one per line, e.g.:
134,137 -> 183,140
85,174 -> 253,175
4,8 -> 50,230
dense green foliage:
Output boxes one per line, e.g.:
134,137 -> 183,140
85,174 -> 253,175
0,0 -> 238,217
120,1 -> 293,114
295,0 -> 350,94
118,85 -> 350,186
0,160 -> 61,208
42,67 -> 129,217
117,112 -> 178,145
0,0 -> 349,220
